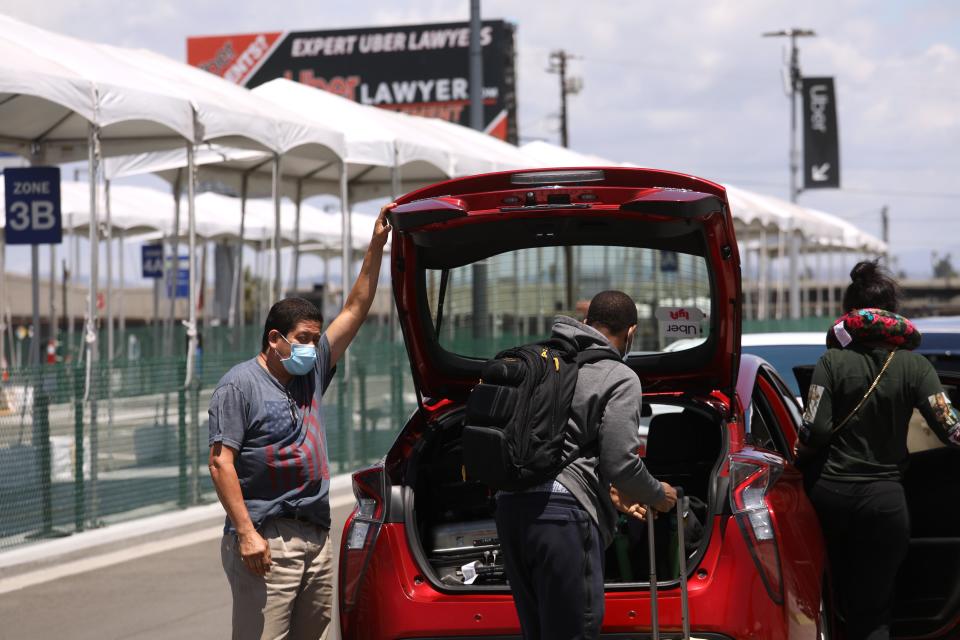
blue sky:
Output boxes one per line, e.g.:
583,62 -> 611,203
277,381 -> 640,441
2,0 -> 959,281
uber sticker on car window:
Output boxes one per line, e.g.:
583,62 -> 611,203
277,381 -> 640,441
803,384 -> 825,425
928,392 -> 960,444
654,307 -> 705,340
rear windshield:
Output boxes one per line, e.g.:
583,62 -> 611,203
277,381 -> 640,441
425,245 -> 713,359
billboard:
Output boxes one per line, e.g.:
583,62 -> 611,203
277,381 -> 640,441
187,20 -> 518,143
802,77 -> 840,189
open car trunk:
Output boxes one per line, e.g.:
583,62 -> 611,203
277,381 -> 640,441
402,398 -> 726,591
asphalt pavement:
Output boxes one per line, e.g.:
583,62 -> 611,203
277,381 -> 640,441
0,500 -> 355,640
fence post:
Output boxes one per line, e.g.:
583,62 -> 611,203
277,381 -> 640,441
358,363 -> 367,464
34,371 -> 52,535
337,373 -> 347,472
191,378 -> 201,504
178,386 -> 187,508
73,364 -> 85,531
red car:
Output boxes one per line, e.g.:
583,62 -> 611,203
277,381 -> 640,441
338,168 -> 959,639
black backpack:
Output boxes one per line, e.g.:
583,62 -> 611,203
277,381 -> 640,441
462,336 -> 620,491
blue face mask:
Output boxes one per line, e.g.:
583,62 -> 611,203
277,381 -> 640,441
277,334 -> 317,376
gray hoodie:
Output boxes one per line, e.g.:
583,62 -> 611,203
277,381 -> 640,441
551,316 -> 666,546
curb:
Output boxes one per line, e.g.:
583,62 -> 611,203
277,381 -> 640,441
0,472 -> 355,580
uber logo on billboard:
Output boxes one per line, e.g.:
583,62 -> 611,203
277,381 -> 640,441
802,77 -> 840,189
187,20 -> 518,143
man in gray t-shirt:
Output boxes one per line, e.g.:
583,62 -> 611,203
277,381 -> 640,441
208,206 -> 392,640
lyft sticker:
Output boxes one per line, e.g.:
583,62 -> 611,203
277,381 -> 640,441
655,307 -> 705,339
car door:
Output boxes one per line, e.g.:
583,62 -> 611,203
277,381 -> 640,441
893,372 -> 960,639
749,366 -> 826,629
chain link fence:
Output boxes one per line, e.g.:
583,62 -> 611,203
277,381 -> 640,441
0,321 -> 417,553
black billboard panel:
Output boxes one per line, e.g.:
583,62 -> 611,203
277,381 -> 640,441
802,77 -> 840,189
188,21 -> 518,143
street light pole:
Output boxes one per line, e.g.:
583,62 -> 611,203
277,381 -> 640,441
763,28 -> 816,204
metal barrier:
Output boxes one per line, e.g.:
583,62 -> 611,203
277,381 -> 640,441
0,322 -> 417,552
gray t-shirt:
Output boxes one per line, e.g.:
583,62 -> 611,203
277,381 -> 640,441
208,335 -> 336,532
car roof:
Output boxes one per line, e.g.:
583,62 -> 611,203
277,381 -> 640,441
913,316 -> 960,333
741,332 -> 824,347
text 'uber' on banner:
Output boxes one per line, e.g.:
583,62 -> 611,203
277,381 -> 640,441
802,77 -> 840,190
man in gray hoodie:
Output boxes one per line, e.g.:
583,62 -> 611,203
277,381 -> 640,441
495,290 -> 676,640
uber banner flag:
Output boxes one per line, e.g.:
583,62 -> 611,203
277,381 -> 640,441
802,77 -> 840,189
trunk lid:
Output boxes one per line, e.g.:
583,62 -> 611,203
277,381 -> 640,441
389,167 -> 741,406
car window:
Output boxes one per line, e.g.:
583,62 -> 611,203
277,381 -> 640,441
764,367 -> 802,444
740,344 -> 825,397
424,245 -> 712,358
748,376 -> 791,457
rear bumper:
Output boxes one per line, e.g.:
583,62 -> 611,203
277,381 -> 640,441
340,522 -> 799,640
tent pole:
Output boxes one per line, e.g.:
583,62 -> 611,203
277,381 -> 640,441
229,174 -> 248,347
168,170 -> 183,357
789,230 -> 800,319
185,140 -> 198,388
340,159 -> 353,465
272,154 -> 282,302
776,229 -> 786,320
118,229 -> 125,354
758,228 -> 769,321
105,179 -> 114,364
49,243 -> 56,352
291,179 -> 302,294
0,223 -> 6,373
85,121 -> 102,525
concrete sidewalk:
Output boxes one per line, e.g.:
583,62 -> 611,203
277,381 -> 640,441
0,472 -> 355,590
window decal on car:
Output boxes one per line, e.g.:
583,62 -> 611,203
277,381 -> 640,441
802,384 -> 825,425
654,307 -> 706,341
928,392 -> 960,445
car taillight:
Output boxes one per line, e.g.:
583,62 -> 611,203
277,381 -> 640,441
729,452 -> 784,603
340,464 -> 386,612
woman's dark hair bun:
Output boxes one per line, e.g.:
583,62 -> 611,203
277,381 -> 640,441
842,259 -> 901,312
850,261 -> 878,283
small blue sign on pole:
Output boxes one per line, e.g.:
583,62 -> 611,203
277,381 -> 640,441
165,256 -> 190,299
3,167 -> 62,245
142,243 -> 164,279
660,251 -> 679,273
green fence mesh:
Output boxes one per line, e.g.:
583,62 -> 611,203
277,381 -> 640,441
0,322 -> 417,552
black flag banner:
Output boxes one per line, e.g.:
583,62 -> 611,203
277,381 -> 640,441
802,77 -> 840,189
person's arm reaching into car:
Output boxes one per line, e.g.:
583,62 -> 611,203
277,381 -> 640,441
325,204 -> 394,368
598,375 -> 677,514
915,365 -> 960,447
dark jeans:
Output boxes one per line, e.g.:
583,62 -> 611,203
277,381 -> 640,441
495,491 -> 604,640
810,478 -> 910,640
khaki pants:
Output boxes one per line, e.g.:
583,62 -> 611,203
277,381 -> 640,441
221,518 -> 334,640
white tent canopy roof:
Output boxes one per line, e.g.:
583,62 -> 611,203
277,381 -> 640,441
0,14 -> 195,161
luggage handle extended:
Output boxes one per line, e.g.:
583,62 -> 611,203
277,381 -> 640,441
647,487 -> 691,640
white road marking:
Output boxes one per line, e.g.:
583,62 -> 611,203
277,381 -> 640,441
0,493 -> 357,595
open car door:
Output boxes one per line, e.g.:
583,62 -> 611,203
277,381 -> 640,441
894,371 -> 960,639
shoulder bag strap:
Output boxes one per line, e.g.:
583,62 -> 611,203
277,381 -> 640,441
831,349 -> 897,435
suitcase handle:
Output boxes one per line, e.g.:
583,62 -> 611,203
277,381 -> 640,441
647,487 -> 691,640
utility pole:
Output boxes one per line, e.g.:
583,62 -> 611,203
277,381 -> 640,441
881,205 -> 889,264
548,50 -> 582,148
763,28 -> 816,204
469,0 -> 489,339
548,50 -> 583,312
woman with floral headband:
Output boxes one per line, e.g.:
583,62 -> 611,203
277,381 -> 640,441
797,260 -> 960,640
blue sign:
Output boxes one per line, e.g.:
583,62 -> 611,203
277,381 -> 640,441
660,251 -> 678,273
3,167 -> 62,245
142,243 -> 164,279
165,256 -> 189,299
